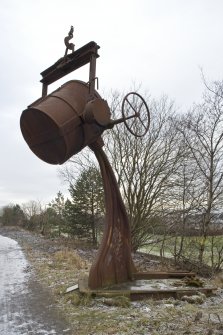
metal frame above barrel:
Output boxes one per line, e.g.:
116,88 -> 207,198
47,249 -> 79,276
40,41 -> 100,97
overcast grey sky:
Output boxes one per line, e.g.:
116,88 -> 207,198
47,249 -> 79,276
0,0 -> 223,207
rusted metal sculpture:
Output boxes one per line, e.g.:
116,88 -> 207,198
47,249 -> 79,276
20,28 -> 150,289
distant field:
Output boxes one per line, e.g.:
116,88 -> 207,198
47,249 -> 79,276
139,235 -> 223,268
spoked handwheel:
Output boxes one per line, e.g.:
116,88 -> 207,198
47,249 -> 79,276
121,92 -> 150,137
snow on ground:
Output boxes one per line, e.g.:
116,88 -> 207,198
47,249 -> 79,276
0,234 -> 71,335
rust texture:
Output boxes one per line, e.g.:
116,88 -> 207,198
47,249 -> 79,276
40,41 -> 100,86
20,81 -> 105,164
88,140 -> 136,289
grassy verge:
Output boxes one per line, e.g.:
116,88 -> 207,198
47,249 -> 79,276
20,234 -> 223,335
140,235 -> 223,269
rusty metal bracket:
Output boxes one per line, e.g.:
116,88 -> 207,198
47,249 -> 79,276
40,41 -> 100,97
87,77 -> 99,99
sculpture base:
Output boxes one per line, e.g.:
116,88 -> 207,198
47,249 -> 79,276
79,272 -> 216,301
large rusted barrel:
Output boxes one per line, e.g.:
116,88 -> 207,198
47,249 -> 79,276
20,80 -> 104,164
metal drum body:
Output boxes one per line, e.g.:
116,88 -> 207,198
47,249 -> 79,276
20,80 -> 103,164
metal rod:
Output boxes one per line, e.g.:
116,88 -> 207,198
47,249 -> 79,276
89,55 -> 97,98
109,113 -> 139,127
42,84 -> 48,97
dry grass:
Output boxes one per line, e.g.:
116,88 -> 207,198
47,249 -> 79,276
210,274 -> 223,289
53,248 -> 86,270
18,234 -> 223,335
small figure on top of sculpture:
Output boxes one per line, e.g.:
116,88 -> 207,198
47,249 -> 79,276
64,25 -> 75,56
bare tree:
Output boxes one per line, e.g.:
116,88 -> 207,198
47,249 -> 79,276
22,200 -> 55,233
166,143 -> 205,263
177,80 -> 223,263
104,92 -> 181,251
